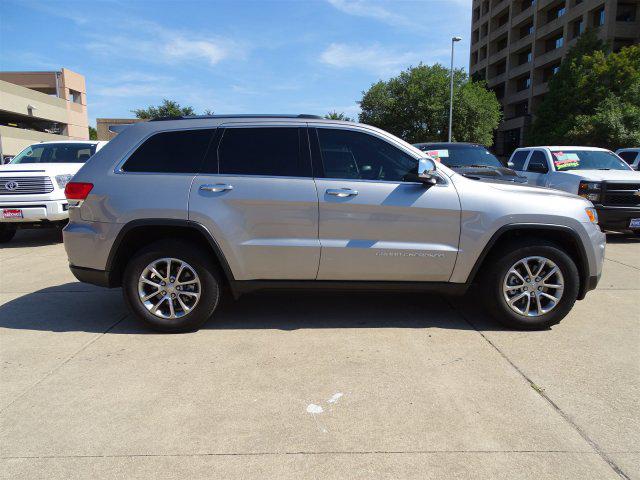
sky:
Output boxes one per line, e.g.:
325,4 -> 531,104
0,0 -> 472,126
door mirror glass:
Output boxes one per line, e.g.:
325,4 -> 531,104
418,157 -> 437,185
528,162 -> 548,174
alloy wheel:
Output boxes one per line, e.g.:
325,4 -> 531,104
502,256 -> 564,317
137,257 -> 201,319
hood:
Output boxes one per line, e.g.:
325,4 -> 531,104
487,181 -> 581,199
0,163 -> 83,176
452,165 -> 527,183
557,169 -> 640,181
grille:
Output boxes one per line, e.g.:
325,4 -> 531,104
0,176 -> 54,195
602,182 -> 640,207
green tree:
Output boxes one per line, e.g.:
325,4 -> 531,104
88,126 -> 97,140
325,111 -> 354,121
132,99 -> 196,120
528,31 -> 640,149
358,64 -> 501,145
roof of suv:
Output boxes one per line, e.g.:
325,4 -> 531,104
414,142 -> 486,148
34,140 -> 106,145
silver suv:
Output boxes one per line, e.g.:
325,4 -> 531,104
63,115 -> 605,332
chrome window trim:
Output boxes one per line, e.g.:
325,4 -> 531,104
194,172 -> 447,186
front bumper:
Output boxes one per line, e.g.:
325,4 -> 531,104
0,199 -> 69,223
595,206 -> 640,231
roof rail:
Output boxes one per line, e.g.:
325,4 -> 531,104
148,114 -> 324,122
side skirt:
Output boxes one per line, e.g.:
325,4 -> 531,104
229,280 -> 470,298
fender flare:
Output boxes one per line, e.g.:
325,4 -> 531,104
106,218 -> 236,285
466,223 -> 591,299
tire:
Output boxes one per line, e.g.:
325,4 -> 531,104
0,224 -> 17,243
122,239 -> 222,333
481,240 -> 580,330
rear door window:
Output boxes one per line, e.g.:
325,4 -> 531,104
217,127 -> 307,177
510,150 -> 529,171
122,129 -> 214,173
316,128 -> 417,182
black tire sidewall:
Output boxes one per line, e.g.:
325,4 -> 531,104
122,240 -> 221,332
0,224 -> 17,243
485,243 -> 579,330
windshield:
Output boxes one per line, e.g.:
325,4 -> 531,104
551,150 -> 631,171
415,144 -> 502,168
11,143 -> 97,164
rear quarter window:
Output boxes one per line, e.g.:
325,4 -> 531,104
122,129 -> 215,173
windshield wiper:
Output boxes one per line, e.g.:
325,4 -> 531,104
466,164 -> 497,168
597,168 -> 611,170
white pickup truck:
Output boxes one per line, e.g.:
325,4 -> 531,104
508,146 -> 640,233
0,140 -> 107,242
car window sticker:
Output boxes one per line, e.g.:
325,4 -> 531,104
427,149 -> 449,162
553,152 -> 580,170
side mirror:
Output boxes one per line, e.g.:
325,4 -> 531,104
418,157 -> 437,185
528,162 -> 548,174
507,161 -> 515,168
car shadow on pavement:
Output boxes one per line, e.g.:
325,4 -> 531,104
1,229 -> 62,248
0,283 -> 509,334
605,232 -> 640,244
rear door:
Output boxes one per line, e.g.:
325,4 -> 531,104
311,125 -> 461,281
189,124 -> 320,280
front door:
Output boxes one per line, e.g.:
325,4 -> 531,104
523,150 -> 550,187
311,126 -> 461,282
189,125 -> 320,280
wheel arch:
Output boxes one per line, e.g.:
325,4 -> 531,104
467,224 -> 590,300
106,219 -> 235,289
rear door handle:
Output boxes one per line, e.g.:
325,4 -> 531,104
326,188 -> 358,197
199,184 -> 234,193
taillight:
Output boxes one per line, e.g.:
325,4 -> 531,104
64,182 -> 93,200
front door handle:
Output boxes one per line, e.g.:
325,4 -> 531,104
199,184 -> 234,193
326,188 -> 358,197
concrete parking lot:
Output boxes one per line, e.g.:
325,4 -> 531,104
1,229 -> 638,479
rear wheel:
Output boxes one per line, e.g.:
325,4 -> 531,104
122,240 -> 222,332
482,241 -> 579,330
0,224 -> 17,243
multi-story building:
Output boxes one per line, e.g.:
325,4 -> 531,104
0,68 -> 90,161
96,118 -> 146,141
469,0 -> 640,158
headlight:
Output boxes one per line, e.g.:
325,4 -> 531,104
578,181 -> 602,202
585,207 -> 598,224
55,174 -> 74,189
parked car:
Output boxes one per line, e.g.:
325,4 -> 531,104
508,146 -> 640,233
64,115 -> 605,332
615,148 -> 640,171
0,140 -> 107,242
413,142 -> 526,183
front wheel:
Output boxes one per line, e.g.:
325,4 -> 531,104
122,240 -> 222,332
482,241 -> 580,330
0,224 -> 17,243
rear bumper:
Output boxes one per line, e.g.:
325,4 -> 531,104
69,265 -> 114,288
596,206 -> 640,231
0,199 -> 69,223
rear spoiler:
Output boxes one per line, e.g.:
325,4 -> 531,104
108,124 -> 131,134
